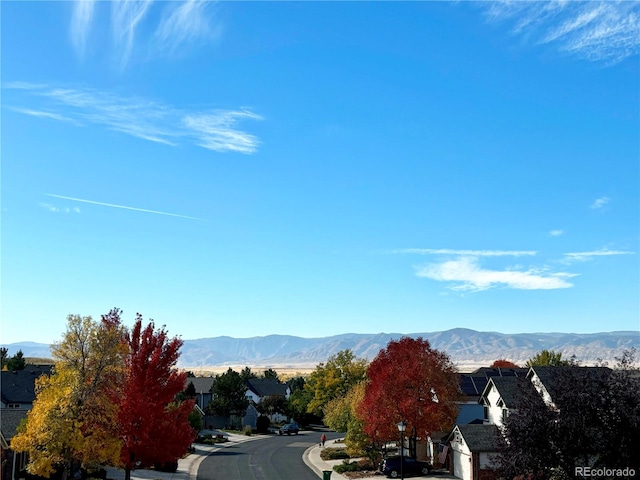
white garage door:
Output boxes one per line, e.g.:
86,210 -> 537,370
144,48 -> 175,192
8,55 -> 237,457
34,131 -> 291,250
453,447 -> 471,480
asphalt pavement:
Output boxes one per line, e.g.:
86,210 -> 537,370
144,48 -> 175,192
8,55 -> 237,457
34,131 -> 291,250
105,430 -> 347,480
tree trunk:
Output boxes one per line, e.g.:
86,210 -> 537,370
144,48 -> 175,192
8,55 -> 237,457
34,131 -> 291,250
125,467 -> 131,480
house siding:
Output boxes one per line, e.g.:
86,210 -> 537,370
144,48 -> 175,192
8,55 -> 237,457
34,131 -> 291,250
484,384 -> 505,427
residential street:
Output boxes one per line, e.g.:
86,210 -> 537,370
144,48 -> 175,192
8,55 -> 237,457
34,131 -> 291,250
197,430 -> 341,480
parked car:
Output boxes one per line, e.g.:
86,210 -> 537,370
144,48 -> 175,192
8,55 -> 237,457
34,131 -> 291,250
379,456 -> 432,478
278,423 -> 299,435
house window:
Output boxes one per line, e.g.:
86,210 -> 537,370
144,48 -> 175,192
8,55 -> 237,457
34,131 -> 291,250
8,403 -> 20,409
502,408 -> 508,423
483,406 -> 489,420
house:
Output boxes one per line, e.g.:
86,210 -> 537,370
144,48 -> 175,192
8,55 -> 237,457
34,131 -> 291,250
185,376 -> 291,430
243,378 -> 291,428
1,365 -> 52,480
444,424 -> 500,480
245,378 -> 291,402
456,367 -> 527,425
478,376 -> 533,427
187,376 -> 215,412
526,365 -> 611,409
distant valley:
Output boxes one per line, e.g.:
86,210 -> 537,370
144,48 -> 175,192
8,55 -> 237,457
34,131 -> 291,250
4,328 -> 639,371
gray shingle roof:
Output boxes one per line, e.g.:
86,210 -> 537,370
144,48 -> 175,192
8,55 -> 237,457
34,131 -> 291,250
246,378 -> 288,397
187,377 -> 216,393
455,424 -> 500,452
0,409 -> 28,440
1,365 -> 52,404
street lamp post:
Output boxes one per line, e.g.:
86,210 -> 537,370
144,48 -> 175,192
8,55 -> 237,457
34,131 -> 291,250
397,421 -> 406,480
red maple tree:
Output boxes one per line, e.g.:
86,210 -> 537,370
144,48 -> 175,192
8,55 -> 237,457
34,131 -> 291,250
358,337 -> 459,445
117,314 -> 196,480
490,359 -> 520,368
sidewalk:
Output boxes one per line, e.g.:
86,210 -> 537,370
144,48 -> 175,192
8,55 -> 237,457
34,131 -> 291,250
303,438 -> 349,480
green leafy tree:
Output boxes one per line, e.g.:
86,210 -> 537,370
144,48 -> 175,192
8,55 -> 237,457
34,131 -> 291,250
304,350 -> 368,417
5,349 -> 26,371
209,368 -> 250,419
240,366 -> 257,382
177,381 -> 197,402
11,314 -> 126,480
257,395 -> 288,418
288,375 -> 306,393
262,368 -> 279,380
188,409 -> 203,432
525,350 -> 569,367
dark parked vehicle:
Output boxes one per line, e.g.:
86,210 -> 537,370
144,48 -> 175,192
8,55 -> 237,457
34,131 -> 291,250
278,423 -> 299,435
379,456 -> 432,478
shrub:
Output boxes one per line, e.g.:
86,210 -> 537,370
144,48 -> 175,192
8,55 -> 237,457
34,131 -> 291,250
243,425 -> 253,436
333,460 -> 362,474
320,447 -> 350,461
256,415 -> 271,434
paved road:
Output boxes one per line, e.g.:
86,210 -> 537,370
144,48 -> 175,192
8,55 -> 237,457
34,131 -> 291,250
197,430 -> 341,480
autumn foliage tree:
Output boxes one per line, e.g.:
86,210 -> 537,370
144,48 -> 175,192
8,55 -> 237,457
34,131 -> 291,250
304,349 -> 368,417
11,314 -> 126,480
490,359 -> 520,368
117,313 -> 196,480
359,337 -> 459,449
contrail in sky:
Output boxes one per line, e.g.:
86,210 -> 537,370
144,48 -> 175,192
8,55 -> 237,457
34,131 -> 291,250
44,194 -> 208,221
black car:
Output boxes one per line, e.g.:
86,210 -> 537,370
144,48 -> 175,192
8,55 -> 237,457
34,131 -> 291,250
278,423 -> 299,435
379,456 -> 432,478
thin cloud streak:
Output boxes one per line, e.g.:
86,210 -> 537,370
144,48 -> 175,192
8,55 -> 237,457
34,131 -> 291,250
390,248 -> 537,257
483,1 -> 640,64
6,83 -> 262,154
564,249 -> 635,262
111,0 -> 153,68
549,230 -> 564,237
10,107 -> 80,124
44,194 -> 208,221
70,0 -> 96,58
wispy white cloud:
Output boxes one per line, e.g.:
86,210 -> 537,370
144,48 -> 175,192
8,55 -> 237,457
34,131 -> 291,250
111,0 -> 153,68
39,202 -> 81,214
5,83 -> 262,154
482,1 -> 640,64
9,107 -> 80,124
549,229 -> 564,237
416,256 -> 576,292
70,0 -> 96,58
44,194 -> 207,221
390,248 -> 537,257
590,196 -> 610,209
563,248 -> 635,263
183,110 -> 263,154
154,0 -> 219,56
68,0 -> 216,67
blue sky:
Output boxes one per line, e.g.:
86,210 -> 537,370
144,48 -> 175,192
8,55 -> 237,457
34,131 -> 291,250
1,1 -> 638,346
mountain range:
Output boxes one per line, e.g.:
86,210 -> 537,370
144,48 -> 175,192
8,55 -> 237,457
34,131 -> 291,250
4,328 -> 639,370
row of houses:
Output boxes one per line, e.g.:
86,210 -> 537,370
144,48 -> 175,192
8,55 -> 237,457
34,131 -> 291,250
428,365 -> 615,480
188,376 -> 291,429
